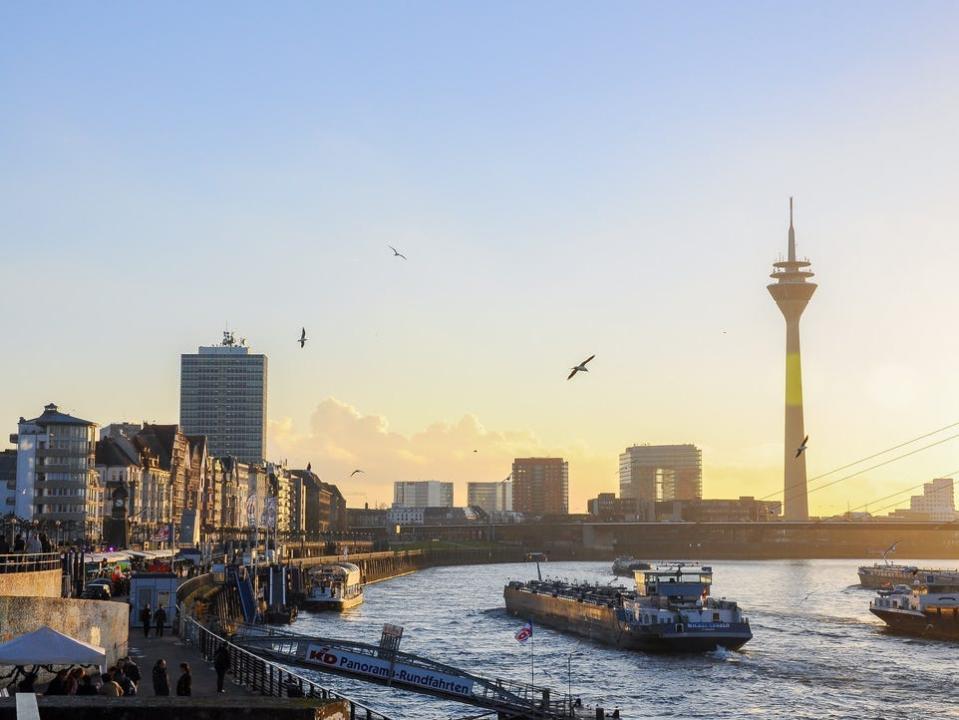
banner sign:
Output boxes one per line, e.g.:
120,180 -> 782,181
304,644 -> 473,697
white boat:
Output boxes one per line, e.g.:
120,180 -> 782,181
303,562 -> 364,611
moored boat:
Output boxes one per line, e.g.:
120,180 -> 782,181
612,556 -> 651,577
302,563 -> 364,611
504,563 -> 751,652
858,564 -> 959,590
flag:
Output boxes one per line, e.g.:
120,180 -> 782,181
515,621 -> 533,644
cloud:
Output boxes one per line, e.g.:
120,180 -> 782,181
268,398 -> 616,510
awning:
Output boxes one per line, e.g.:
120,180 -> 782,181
0,626 -> 106,666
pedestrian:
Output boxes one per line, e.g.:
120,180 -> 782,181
122,656 -> 141,685
213,643 -> 231,693
44,669 -> 69,695
13,533 -> 24,552
176,662 -> 192,696
16,672 -> 37,694
100,671 -> 123,697
26,533 -> 42,554
39,532 -> 51,553
65,667 -> 84,695
115,665 -> 136,697
139,604 -> 152,638
76,672 -> 99,696
154,604 -> 167,637
152,659 -> 170,696
0,534 -> 9,554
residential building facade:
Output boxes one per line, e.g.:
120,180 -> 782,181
511,458 -> 568,515
467,480 -> 512,514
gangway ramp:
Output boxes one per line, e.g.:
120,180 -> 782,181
233,626 -> 581,719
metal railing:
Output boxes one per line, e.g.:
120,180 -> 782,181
181,617 -> 393,720
0,552 -> 62,573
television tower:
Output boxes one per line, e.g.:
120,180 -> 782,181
767,198 -> 816,520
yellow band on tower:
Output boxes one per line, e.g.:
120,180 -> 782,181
786,352 -> 803,406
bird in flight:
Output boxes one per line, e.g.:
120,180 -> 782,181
298,328 -> 307,348
795,435 -> 809,458
350,469 -> 364,477
567,354 -> 596,380
388,245 -> 407,260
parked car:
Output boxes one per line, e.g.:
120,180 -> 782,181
82,579 -> 112,600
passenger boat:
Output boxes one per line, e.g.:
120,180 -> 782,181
504,563 -> 752,652
870,583 -> 959,641
302,563 -> 364,611
612,556 -> 651,577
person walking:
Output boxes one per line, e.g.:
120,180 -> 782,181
139,604 -> 152,638
154,604 -> 167,637
152,659 -> 170,696
121,656 -> 141,687
13,533 -> 24,552
175,662 -> 192,696
213,643 -> 231,693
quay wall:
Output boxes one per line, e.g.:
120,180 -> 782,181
0,596 -> 129,665
0,697 -> 351,720
0,568 -> 61,598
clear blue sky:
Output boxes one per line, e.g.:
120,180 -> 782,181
3,2 -> 959,511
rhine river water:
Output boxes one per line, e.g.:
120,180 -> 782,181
292,559 -> 959,719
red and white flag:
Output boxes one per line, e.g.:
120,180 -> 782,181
514,621 -> 533,644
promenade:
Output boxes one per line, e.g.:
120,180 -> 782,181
126,631 -> 249,697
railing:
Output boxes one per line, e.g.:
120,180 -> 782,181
0,552 -> 62,573
181,617 -> 393,720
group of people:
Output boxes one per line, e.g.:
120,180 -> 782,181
0,531 -> 53,554
18,657 -> 191,697
138,603 -> 169,637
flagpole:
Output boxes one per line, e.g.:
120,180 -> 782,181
530,620 -> 534,687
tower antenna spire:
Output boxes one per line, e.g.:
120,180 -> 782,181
788,197 -> 796,262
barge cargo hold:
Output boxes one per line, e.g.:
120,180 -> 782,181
504,564 -> 751,653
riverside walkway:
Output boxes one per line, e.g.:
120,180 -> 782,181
127,632 -> 250,697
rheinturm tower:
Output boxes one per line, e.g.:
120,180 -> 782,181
767,198 -> 816,520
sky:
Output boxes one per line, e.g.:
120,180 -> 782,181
2,2 -> 959,514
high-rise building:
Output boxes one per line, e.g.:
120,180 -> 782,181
888,478 -> 955,522
511,458 -> 568,515
179,331 -> 267,464
12,403 -> 101,541
467,480 -> 512,514
767,199 -> 816,520
619,444 -> 702,503
393,480 -> 454,508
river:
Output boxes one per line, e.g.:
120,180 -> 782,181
291,559 -> 959,719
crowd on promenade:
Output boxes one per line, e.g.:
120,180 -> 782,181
15,654 -> 212,697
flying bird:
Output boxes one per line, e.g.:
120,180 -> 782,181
388,245 -> 407,260
298,328 -> 307,348
567,354 -> 596,380
795,435 -> 809,458
350,469 -> 364,477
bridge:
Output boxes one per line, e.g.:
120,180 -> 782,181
231,625 -> 583,719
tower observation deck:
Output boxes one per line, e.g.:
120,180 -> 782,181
767,198 -> 816,520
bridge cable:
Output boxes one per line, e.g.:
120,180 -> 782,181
757,426 -> 959,502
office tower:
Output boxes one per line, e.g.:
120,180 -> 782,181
467,480 -> 513,513
392,480 -> 454,508
180,331 -> 267,464
619,444 -> 702,502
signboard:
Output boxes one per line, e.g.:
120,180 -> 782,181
304,644 -> 474,697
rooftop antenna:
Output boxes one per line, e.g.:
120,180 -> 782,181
788,196 -> 796,262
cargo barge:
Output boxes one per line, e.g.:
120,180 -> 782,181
870,584 -> 959,641
504,564 -> 751,652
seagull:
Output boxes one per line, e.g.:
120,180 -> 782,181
567,354 -> 595,380
298,327 -> 307,348
795,435 -> 809,458
388,245 -> 407,260
350,469 -> 364,477
473,449 -> 478,453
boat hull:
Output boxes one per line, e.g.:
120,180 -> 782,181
504,587 -> 751,652
302,594 -> 364,612
870,607 -> 959,641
